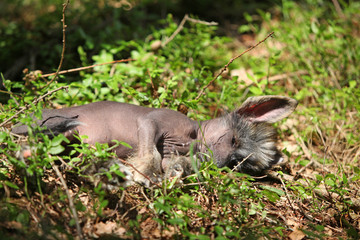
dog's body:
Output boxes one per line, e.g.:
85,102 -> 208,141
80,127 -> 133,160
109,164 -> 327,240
12,95 -> 297,186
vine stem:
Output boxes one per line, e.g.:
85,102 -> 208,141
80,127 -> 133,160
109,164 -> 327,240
195,31 -> 275,100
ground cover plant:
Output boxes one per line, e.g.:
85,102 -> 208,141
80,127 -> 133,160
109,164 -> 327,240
0,0 -> 359,239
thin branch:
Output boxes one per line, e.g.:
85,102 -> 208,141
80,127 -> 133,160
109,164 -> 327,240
257,70 -> 308,84
195,31 -> 275,100
296,200 -> 319,222
41,59 -> 135,78
117,158 -> 161,188
186,17 -> 218,26
278,173 -> 297,215
231,153 -> 253,172
162,14 -> 218,47
0,85 -> 68,127
292,127 -> 330,176
182,182 -> 208,187
147,69 -> 158,99
332,0 -> 345,19
265,170 -> 294,182
51,159 -> 84,240
162,14 -> 188,47
0,89 -> 20,106
0,89 -> 21,97
5,0 -> 71,128
44,0 -> 70,88
140,187 -> 158,216
120,204 -> 141,220
1,72 -> 20,106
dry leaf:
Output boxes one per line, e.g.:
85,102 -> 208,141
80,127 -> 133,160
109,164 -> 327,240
289,229 -> 306,240
94,221 -> 116,235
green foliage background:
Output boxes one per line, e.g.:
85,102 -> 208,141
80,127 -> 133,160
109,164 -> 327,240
0,0 -> 359,239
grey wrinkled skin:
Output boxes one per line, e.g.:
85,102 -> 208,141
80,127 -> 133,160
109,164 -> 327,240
12,95 -> 298,187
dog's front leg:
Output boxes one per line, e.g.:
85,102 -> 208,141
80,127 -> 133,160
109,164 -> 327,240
130,118 -> 163,187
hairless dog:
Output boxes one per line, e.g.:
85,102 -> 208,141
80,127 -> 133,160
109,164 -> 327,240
12,95 -> 297,187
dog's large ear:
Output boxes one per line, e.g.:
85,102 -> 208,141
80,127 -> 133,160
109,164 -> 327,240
236,95 -> 298,123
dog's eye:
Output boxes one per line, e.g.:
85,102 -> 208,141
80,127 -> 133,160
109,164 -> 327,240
231,136 -> 236,146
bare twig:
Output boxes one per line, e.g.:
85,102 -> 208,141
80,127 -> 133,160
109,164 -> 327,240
162,14 -> 188,47
117,158 -> 161,188
4,1 -> 71,127
292,128 -> 330,176
296,159 -> 314,176
250,175 -> 268,179
162,14 -> 218,47
182,182 -> 208,187
296,200 -> 320,222
332,0 -> 345,19
231,153 -> 253,172
51,159 -> 84,240
139,187 -> 158,216
120,204 -> 141,220
266,170 -> 294,182
278,173 -> 297,215
41,59 -> 135,78
186,17 -> 218,26
44,0 -> 70,88
1,85 -> 69,128
140,187 -> 152,206
147,69 -> 158,99
26,205 -> 40,224
0,89 -> 20,106
257,70 -> 308,84
195,32 -> 275,100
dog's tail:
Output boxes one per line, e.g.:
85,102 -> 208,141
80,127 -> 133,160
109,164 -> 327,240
12,111 -> 82,138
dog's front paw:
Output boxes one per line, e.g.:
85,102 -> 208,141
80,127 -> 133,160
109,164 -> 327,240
99,162 -> 134,190
84,158 -> 134,190
132,170 -> 162,188
127,152 -> 163,188
164,156 -> 193,178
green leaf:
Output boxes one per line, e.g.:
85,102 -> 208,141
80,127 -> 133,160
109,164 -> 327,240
342,173 -> 348,185
315,174 -> 323,181
0,131 -> 7,142
16,211 -> 30,226
311,21 -> 319,34
4,181 -> 19,190
260,185 -> 285,196
69,218 -> 76,227
100,199 -> 109,209
194,235 -> 211,240
324,178 -> 335,187
249,85 -> 263,95
238,25 -> 251,33
262,189 -> 280,202
214,226 -> 224,236
49,145 -> 65,155
76,201 -> 87,212
299,159 -> 310,167
167,218 -> 185,225
109,139 -> 132,150
349,80 -> 356,89
244,12 -> 253,22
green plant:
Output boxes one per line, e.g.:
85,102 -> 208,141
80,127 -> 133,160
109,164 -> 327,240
1,0 -> 360,239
